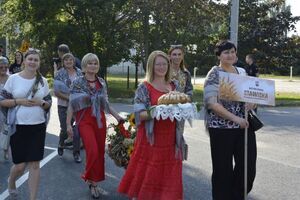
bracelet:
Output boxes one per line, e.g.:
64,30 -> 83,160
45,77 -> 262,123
41,100 -> 46,107
14,99 -> 17,106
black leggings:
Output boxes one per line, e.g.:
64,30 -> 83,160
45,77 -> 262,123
209,128 -> 257,200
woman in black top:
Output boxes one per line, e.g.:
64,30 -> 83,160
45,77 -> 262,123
9,51 -> 23,74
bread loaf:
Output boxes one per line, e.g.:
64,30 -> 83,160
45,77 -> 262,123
157,91 -> 191,105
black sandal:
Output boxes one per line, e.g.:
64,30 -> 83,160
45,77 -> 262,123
87,182 -> 100,199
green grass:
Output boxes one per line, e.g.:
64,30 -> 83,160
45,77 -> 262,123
105,75 -> 300,106
107,76 -> 136,103
260,74 -> 300,80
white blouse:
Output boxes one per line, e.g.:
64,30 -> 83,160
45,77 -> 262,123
4,73 -> 50,125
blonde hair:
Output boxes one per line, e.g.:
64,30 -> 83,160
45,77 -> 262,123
145,50 -> 171,82
81,53 -> 99,73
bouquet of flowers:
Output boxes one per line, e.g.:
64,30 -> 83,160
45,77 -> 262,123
107,113 -> 136,168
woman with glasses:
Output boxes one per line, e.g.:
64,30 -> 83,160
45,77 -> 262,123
0,49 -> 52,200
0,56 -> 10,160
118,51 -> 184,200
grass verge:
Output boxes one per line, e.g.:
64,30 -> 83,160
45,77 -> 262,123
106,75 -> 300,106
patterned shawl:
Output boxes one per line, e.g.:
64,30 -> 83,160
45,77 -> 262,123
69,76 -> 109,128
171,69 -> 193,100
54,67 -> 82,94
0,77 -> 52,136
134,80 -> 188,160
203,66 -> 246,129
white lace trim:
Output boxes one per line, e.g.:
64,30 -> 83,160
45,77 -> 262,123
151,103 -> 200,122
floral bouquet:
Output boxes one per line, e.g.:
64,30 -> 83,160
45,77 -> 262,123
107,113 -> 136,168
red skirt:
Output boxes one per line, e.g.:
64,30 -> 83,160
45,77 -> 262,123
118,117 -> 183,200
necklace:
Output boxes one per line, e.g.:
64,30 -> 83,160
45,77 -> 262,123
87,79 -> 97,83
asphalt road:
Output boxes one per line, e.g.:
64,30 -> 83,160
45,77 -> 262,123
0,99 -> 299,200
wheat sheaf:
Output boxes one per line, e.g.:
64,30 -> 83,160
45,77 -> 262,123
219,76 -> 240,101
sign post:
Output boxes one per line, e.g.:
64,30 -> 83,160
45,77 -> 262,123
219,72 -> 275,200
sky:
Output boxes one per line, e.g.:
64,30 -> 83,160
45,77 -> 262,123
286,0 -> 300,35
216,0 -> 300,36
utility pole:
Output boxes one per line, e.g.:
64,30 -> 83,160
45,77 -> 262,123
231,2 -> 247,199
230,0 -> 240,47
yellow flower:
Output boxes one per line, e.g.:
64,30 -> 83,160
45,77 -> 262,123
128,113 -> 135,127
127,145 -> 134,157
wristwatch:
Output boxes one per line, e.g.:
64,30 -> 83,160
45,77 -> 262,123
41,100 -> 46,107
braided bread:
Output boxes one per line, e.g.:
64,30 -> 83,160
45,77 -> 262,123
157,91 -> 191,105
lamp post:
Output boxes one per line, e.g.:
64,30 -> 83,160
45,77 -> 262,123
131,48 -> 139,89
193,67 -> 198,85
135,61 -> 138,89
290,66 -> 293,81
230,0 -> 240,47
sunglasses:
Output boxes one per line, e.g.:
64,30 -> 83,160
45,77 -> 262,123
170,44 -> 183,48
27,48 -> 40,53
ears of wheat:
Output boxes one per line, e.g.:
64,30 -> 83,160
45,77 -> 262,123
219,77 -> 239,101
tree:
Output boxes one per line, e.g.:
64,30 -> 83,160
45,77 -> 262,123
124,0 -> 228,73
237,0 -> 300,74
0,0 -> 134,77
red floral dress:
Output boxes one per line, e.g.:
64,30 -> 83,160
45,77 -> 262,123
118,82 -> 183,200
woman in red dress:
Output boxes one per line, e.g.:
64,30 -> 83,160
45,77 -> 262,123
118,51 -> 184,200
67,53 -> 123,199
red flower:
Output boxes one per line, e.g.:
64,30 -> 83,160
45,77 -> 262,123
118,122 -> 130,138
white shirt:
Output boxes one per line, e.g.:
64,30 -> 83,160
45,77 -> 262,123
236,67 -> 247,76
4,73 -> 50,125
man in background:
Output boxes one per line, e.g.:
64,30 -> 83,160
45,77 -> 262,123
245,54 -> 259,77
53,44 -> 81,75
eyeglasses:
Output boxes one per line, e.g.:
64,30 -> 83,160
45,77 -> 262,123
155,63 -> 168,67
170,44 -> 183,48
27,48 -> 40,53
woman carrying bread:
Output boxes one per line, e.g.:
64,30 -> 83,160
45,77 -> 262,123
118,51 -> 185,200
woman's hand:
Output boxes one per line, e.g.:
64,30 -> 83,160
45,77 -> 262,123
17,99 -> 39,107
234,116 -> 249,129
245,103 -> 257,111
29,99 -> 44,106
117,116 -> 126,124
66,124 -> 73,138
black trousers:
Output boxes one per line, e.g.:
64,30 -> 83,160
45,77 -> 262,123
209,128 -> 257,200
58,105 -> 80,153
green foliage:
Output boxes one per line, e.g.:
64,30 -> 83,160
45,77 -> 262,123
1,0 -> 300,76
0,0 -> 133,77
237,0 -> 300,75
45,72 -> 53,88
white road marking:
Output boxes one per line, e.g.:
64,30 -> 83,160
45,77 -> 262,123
0,146 -> 57,200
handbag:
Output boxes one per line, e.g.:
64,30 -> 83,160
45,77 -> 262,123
0,124 -> 9,150
248,109 -> 264,131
